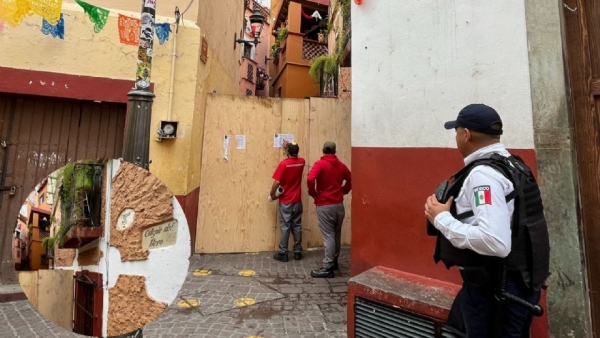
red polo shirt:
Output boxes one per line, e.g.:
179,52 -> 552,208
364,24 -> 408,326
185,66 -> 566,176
272,156 -> 306,204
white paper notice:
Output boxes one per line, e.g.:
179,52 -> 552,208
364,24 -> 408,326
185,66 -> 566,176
273,134 -> 294,148
273,134 -> 281,148
223,135 -> 230,161
235,135 -> 246,150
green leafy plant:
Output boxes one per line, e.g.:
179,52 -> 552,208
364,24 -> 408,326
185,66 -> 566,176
270,26 -> 288,59
338,0 -> 351,30
309,54 -> 339,82
56,159 -> 100,243
41,235 -> 56,252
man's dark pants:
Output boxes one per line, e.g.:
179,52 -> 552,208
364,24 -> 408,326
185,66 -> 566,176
447,272 -> 541,338
316,203 -> 345,269
278,202 -> 303,254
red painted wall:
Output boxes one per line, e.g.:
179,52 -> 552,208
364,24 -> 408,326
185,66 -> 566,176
0,66 -> 153,103
350,146 -> 537,281
175,187 -> 200,256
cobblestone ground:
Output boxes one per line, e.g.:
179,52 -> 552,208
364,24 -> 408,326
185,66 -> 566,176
0,248 -> 349,338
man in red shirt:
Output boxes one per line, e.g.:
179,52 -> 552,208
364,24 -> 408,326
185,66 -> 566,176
270,141 -> 306,262
307,141 -> 352,278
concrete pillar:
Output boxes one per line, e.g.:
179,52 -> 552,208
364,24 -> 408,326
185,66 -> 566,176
525,0 -> 592,336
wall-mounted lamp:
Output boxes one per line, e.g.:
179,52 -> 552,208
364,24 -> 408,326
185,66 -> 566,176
234,8 -> 266,49
264,55 -> 272,65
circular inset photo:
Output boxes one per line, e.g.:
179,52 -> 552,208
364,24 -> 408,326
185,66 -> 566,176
12,159 -> 190,337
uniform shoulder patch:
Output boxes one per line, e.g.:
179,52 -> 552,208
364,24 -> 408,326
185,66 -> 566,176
473,185 -> 492,206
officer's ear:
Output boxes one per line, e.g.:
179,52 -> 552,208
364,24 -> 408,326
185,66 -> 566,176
463,128 -> 472,142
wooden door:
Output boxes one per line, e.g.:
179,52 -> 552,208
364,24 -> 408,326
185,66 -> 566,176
0,93 -> 126,285
562,1 -> 600,335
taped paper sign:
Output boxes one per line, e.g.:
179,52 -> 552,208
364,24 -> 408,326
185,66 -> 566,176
223,135 -> 230,160
273,134 -> 294,148
29,0 -> 62,24
142,220 -> 178,250
235,135 -> 246,150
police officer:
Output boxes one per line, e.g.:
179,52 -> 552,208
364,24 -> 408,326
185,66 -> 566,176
424,104 -> 550,337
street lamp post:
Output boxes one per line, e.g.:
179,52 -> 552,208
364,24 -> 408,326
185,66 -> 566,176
233,7 -> 266,49
122,0 -> 158,169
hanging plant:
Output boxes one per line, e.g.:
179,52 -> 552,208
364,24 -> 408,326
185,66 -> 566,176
309,54 -> 339,82
41,235 -> 56,252
270,26 -> 288,59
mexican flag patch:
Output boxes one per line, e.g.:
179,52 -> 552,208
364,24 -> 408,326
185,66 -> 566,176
474,186 -> 492,206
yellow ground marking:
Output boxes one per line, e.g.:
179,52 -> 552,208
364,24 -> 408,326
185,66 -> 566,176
178,299 -> 200,308
238,269 -> 256,277
193,269 -> 212,276
234,297 -> 256,307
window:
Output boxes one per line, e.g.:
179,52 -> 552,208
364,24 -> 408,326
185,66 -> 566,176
15,230 -> 20,239
243,43 -> 255,60
39,194 -> 45,205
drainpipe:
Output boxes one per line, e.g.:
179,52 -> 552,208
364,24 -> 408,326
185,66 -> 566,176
167,7 -> 180,121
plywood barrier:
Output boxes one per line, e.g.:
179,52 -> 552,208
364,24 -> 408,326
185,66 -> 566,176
197,94 -> 351,254
18,270 -> 74,331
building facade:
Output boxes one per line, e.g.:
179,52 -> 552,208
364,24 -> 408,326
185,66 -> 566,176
269,0 -> 330,98
349,1 -> 593,337
239,0 -> 272,97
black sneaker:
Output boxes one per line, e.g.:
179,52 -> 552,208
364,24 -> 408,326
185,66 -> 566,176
311,267 -> 334,278
293,252 -> 303,260
273,253 -> 288,262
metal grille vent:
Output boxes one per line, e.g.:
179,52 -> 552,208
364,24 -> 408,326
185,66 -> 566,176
355,297 -> 463,338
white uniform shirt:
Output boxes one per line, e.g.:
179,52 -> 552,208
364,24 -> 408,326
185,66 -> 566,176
434,143 -> 515,258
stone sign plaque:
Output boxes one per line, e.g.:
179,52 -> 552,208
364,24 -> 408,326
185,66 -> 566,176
117,209 -> 135,231
142,220 -> 178,250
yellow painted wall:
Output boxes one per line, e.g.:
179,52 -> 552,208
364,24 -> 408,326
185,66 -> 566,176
0,3 -> 201,195
196,0 -> 245,92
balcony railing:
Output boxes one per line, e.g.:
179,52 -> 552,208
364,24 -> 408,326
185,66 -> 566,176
58,162 -> 103,248
302,39 -> 328,60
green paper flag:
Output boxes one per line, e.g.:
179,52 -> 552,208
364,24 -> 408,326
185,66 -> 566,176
75,0 -> 109,33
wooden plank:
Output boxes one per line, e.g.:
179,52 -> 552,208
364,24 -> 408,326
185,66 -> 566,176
77,102 -> 94,160
86,103 -> 102,159
114,106 -> 126,158
197,95 -> 351,254
563,0 -> 600,333
17,271 -> 38,307
197,94 -> 281,253
591,78 -> 600,96
305,98 -> 352,248
273,98 -> 309,251
97,105 -> 113,159
36,269 -> 74,331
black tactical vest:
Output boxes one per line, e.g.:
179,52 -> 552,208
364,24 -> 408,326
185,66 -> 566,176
427,153 -> 550,290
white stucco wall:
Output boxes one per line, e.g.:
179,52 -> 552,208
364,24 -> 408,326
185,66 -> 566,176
55,159 -> 190,337
351,0 -> 535,149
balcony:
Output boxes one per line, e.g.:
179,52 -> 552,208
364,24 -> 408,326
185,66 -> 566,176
57,162 -> 103,249
273,33 -> 328,79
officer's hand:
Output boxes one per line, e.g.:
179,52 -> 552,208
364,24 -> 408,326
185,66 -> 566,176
424,195 -> 453,224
